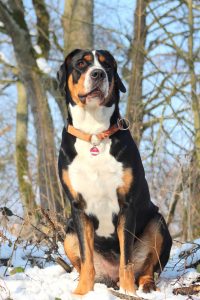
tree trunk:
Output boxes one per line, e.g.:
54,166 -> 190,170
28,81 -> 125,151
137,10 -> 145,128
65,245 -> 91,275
32,0 -> 50,59
62,0 -> 94,55
0,1 -> 63,214
126,0 -> 150,145
16,81 -> 37,215
188,0 -> 200,238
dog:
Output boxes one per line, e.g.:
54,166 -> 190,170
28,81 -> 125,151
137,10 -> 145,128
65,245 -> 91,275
57,49 -> 172,296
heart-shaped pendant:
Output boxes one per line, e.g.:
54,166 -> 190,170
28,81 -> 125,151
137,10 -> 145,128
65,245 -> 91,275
90,146 -> 100,156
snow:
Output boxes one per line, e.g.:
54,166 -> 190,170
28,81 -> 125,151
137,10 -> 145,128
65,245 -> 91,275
22,175 -> 31,184
34,45 -> 42,55
36,57 -> 51,74
0,230 -> 200,300
0,52 -> 10,65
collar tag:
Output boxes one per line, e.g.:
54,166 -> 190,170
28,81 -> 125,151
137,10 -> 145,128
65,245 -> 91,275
90,146 -> 100,156
91,134 -> 101,146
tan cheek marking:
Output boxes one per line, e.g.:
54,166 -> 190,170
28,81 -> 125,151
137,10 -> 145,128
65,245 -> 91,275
68,74 -> 86,107
118,168 -> 133,196
75,72 -> 87,95
84,54 -> 92,62
68,75 -> 79,104
62,169 -> 77,198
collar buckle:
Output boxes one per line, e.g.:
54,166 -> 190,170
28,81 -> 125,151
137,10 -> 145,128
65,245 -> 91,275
91,134 -> 101,146
117,118 -> 130,131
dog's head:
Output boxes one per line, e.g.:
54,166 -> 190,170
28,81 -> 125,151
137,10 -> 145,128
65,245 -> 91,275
57,49 -> 126,107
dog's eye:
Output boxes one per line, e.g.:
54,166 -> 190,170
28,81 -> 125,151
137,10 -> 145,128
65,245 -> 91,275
77,60 -> 86,68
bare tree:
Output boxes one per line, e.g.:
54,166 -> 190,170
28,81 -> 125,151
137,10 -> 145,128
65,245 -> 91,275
16,81 -> 37,214
32,0 -> 50,59
187,0 -> 200,238
62,0 -> 94,54
143,0 -> 200,239
126,0 -> 150,145
0,1 -> 62,214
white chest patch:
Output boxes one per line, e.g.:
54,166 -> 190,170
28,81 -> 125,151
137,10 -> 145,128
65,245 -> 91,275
68,104 -> 123,237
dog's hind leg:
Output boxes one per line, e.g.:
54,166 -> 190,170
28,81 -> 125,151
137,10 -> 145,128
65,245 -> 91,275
133,214 -> 172,293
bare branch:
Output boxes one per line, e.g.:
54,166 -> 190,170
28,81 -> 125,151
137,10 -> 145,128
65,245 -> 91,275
32,0 -> 50,59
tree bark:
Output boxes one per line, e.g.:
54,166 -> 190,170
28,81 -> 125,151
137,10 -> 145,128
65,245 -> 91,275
173,285 -> 200,296
0,1 -> 63,213
16,81 -> 37,215
188,0 -> 200,238
62,0 -> 94,55
126,0 -> 150,145
32,0 -> 50,59
44,76 -> 68,121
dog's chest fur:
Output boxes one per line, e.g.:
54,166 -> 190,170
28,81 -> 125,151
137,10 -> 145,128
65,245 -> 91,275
68,104 -> 123,237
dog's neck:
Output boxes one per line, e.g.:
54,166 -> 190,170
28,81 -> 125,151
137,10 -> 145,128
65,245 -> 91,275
68,103 -> 119,135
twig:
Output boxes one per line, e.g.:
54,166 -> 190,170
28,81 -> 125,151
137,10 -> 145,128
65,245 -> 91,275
1,207 -> 72,274
56,257 -> 72,273
185,259 -> 200,269
0,125 -> 11,136
3,222 -> 25,276
109,289 -> 145,300
40,207 -> 64,242
173,285 -> 200,295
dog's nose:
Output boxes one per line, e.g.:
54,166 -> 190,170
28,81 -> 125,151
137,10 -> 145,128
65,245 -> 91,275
90,69 -> 106,80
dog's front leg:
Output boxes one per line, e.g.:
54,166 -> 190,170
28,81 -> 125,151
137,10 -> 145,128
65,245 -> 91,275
72,208 -> 95,295
117,215 -> 136,296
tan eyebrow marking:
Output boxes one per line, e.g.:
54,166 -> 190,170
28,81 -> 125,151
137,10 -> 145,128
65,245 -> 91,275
84,54 -> 93,61
99,55 -> 106,62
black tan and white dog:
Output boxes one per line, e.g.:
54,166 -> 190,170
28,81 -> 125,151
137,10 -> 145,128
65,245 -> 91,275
57,49 -> 172,296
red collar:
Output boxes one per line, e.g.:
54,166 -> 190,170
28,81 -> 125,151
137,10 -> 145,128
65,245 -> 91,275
66,123 -> 120,144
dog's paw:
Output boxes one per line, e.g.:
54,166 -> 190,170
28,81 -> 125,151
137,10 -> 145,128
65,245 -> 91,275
73,286 -> 92,296
73,279 -> 94,295
119,287 -> 137,297
139,281 -> 156,293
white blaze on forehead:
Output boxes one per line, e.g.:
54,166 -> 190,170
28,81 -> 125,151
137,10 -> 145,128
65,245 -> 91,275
83,50 -> 109,97
92,50 -> 103,68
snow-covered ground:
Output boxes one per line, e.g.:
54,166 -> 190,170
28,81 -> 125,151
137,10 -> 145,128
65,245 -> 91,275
0,229 -> 200,300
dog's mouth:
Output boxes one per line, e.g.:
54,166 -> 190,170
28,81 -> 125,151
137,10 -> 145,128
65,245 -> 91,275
78,87 -> 105,104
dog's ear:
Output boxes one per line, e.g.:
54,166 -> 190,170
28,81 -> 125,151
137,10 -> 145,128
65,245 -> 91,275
113,57 -> 126,93
57,49 -> 81,96
57,63 -> 67,95
115,72 -> 126,93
